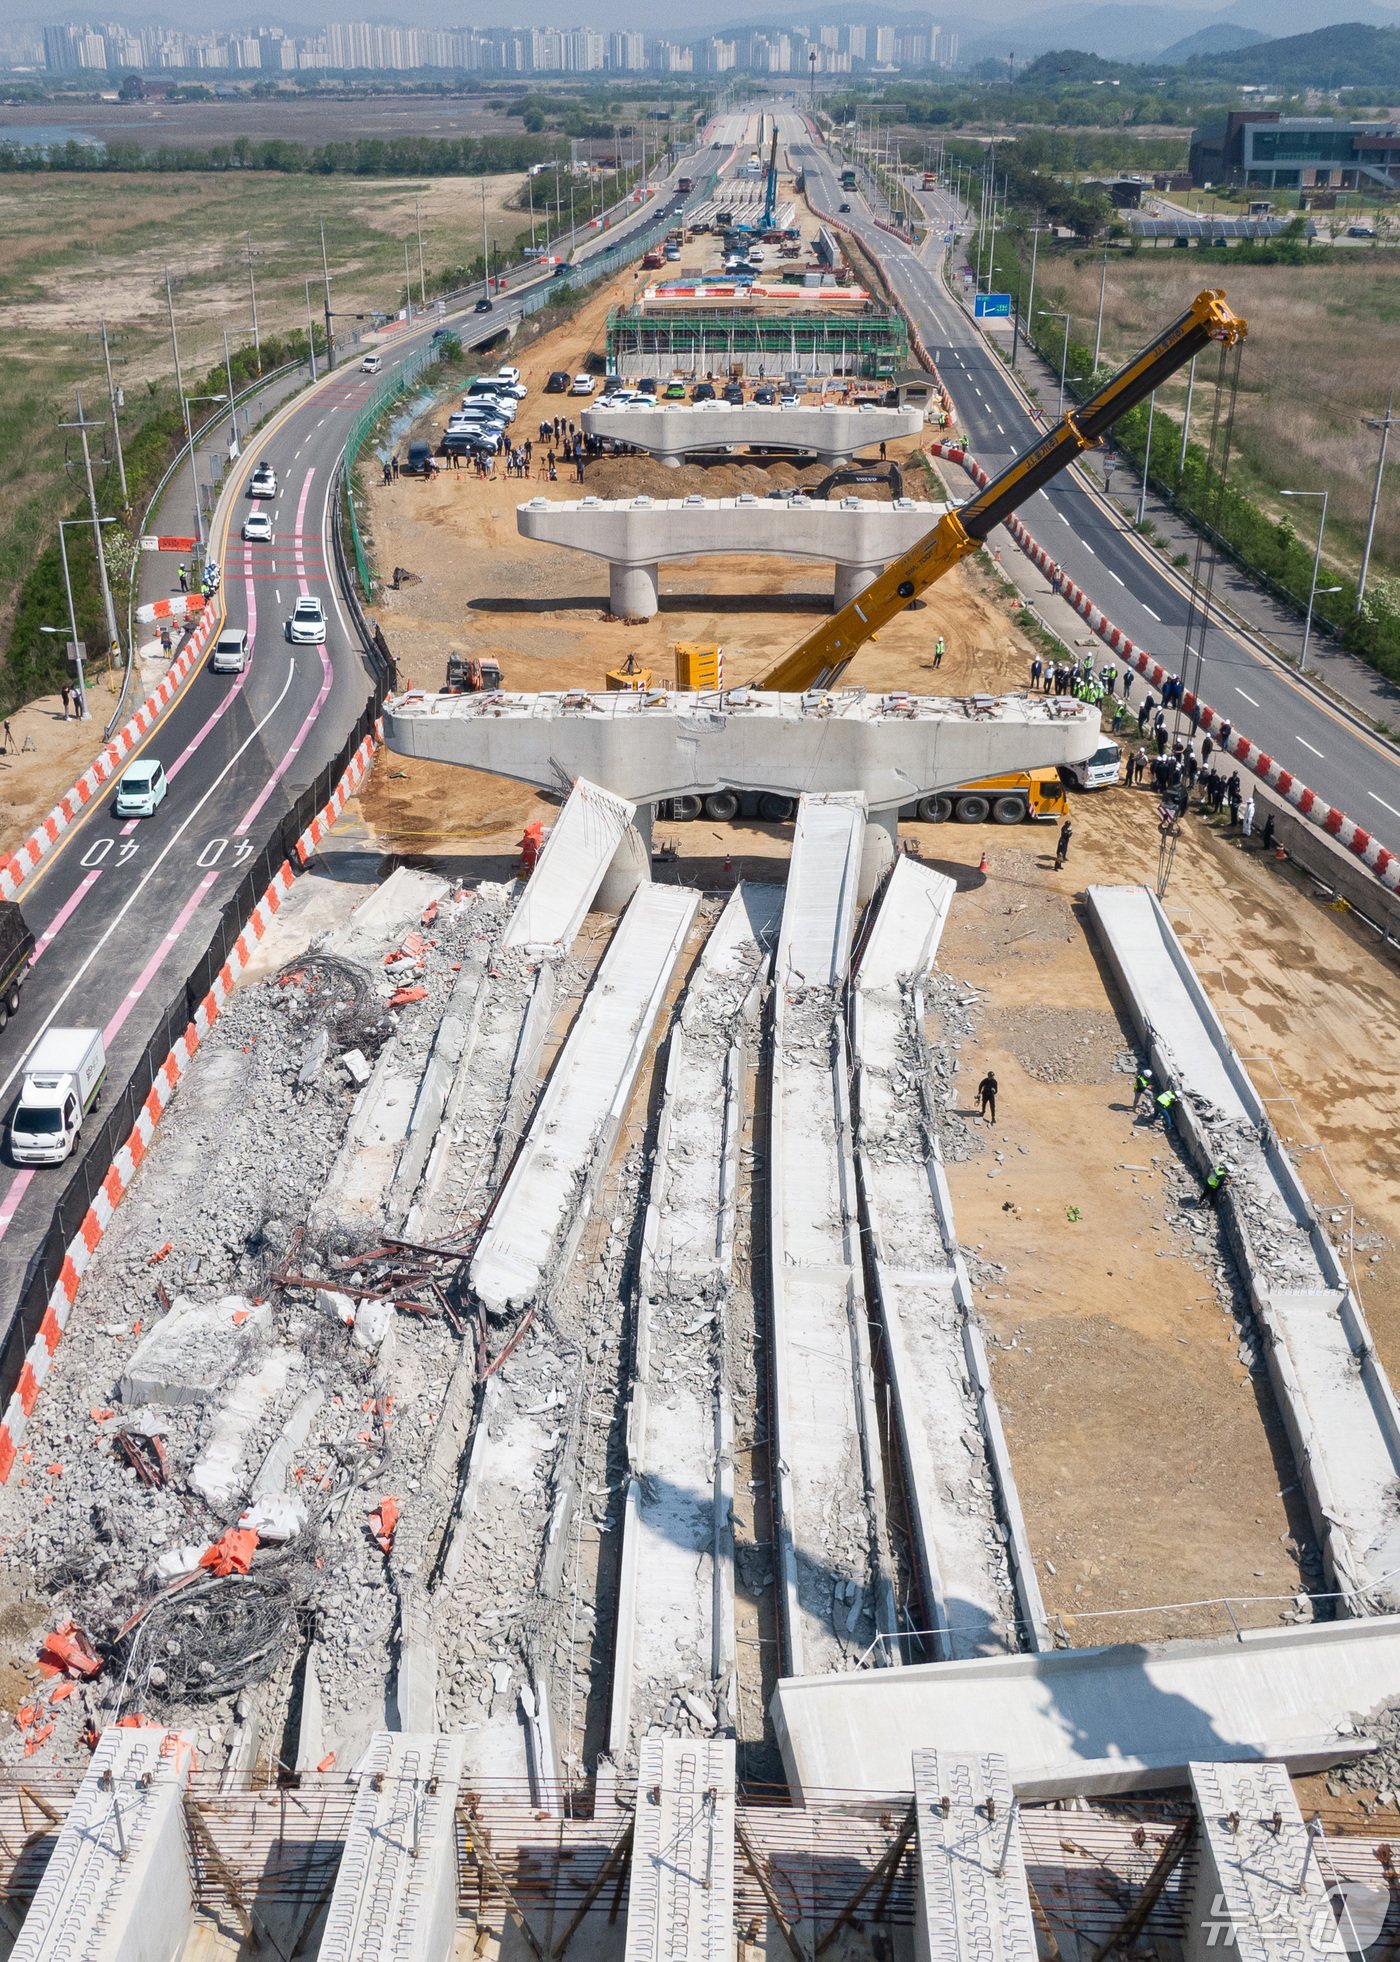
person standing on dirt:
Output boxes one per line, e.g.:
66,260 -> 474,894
1030,655 -> 1042,689
60,682 -> 71,721
1132,1065 -> 1155,1113
1055,819 -> 1073,869
1241,794 -> 1256,839
976,1070 -> 998,1124
933,636 -> 945,669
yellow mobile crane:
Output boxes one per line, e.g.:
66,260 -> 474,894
760,287 -> 1247,695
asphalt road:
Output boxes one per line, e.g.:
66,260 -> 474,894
789,120 -> 1400,862
0,143 -> 706,1314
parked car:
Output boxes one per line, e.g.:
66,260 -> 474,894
637,377 -> 658,396
114,758 -> 168,819
287,597 -> 327,644
497,366 -> 521,386
664,381 -> 688,399
693,381 -> 716,401
241,512 -> 273,543
249,464 -> 277,498
724,384 -> 745,405
546,370 -> 571,393
779,390 -> 801,408
211,628 -> 250,675
406,440 -> 435,475
753,387 -> 777,405
570,374 -> 596,395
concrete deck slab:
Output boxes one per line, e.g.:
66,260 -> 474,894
773,1616 -> 1400,1800
11,1727 -> 195,1962
625,1738 -> 736,1962
1186,1761 -> 1320,1962
912,1750 -> 1038,1962
1087,884 -> 1400,1612
470,883 -> 700,1314
384,688 -> 1100,813
501,777 -> 637,954
582,401 -> 923,466
319,1733 -> 467,1962
611,886 -> 780,1760
853,860 -> 1043,1660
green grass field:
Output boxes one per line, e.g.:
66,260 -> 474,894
0,169 -> 542,687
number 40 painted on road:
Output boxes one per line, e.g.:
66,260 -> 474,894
197,838 -> 256,869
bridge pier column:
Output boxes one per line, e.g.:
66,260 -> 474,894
595,802 -> 653,913
609,561 -> 660,620
859,808 -> 899,901
833,561 -> 877,610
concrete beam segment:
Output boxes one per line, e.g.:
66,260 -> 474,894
773,1615 -> 1400,1801
11,1727 -> 196,1962
853,859 -> 1045,1661
624,1737 -> 737,1962
1185,1762 -> 1320,1962
911,1750 -> 1038,1962
518,495 -> 949,623
470,883 -> 700,1314
319,1733 -> 467,1962
1085,884 -> 1400,1614
769,795 -> 896,1677
502,776 -> 637,953
385,688 -> 1101,815
611,886 -> 781,1762
582,401 -> 923,466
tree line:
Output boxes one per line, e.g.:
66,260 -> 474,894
0,132 -> 569,176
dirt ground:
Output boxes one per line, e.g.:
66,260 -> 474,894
0,685 -> 129,861
354,255 -> 1400,1642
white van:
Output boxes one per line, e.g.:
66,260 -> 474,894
9,1028 -> 106,1165
361,352 -> 383,374
1062,743 -> 1124,792
212,628 -> 250,675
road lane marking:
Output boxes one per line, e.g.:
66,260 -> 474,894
104,870 -> 220,1046
1107,569 -> 1124,585
1235,687 -> 1260,707
0,1172 -> 35,1244
1142,605 -> 1160,620
1297,737 -> 1324,757
30,869 -> 103,967
0,656 -> 299,1114
1368,791 -> 1400,819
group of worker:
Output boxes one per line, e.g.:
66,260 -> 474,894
1027,652 -> 1121,707
1133,1064 -> 1232,1205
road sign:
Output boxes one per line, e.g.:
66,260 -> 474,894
975,293 -> 1012,319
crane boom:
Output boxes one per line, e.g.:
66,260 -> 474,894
760,287 -> 1247,694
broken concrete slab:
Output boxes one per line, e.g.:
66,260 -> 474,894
117,1295 -> 272,1407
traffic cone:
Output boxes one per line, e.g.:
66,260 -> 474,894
978,849 -> 990,874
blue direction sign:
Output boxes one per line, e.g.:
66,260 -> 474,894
975,292 -> 1012,318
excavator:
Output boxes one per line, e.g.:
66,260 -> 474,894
759,286 -> 1247,693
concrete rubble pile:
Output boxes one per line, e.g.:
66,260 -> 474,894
0,869 -> 533,1772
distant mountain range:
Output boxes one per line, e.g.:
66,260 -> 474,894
960,0 -> 1400,68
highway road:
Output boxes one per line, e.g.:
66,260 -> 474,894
786,115 -> 1400,863
0,141 -> 707,1318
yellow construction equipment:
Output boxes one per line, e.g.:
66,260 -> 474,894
606,652 -> 653,691
673,641 -> 723,689
759,287 -> 1247,694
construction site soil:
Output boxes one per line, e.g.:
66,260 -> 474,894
3,244 -> 1399,1814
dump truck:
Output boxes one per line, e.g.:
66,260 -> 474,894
9,1028 -> 106,1166
0,900 -> 34,1035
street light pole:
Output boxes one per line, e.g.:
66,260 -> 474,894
221,330 -> 239,457
404,237 -> 414,322
164,265 -> 202,550
319,219 -> 335,370
415,193 -> 427,305
304,277 -> 318,384
1023,222 -> 1044,371
1092,243 -> 1108,371
245,233 -> 261,372
480,179 -> 490,289
1358,391 -> 1394,612
58,391 -> 122,672
1280,486 -> 1329,670
1178,353 -> 1197,473
99,316 -> 128,508
1137,389 -> 1156,525
1038,309 -> 1070,420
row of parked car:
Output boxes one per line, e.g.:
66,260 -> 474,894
561,375 -> 805,409
441,366 -> 530,456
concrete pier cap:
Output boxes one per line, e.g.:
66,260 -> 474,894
384,688 -> 1101,815
582,400 -> 924,467
517,492 -> 948,620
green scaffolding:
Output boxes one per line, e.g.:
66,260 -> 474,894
605,304 -> 908,380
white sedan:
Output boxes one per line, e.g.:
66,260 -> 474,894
570,374 -> 596,396
241,512 -> 273,543
287,597 -> 327,644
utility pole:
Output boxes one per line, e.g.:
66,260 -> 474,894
164,265 -> 202,551
1178,354 -> 1197,472
98,316 -> 128,508
1358,391 -> 1395,612
403,236 -> 414,322
415,193 -> 427,305
1092,243 -> 1108,371
304,277 -> 318,383
245,234 -> 261,372
221,330 -> 239,457
1022,221 -> 1044,370
319,219 -> 335,370
59,391 -> 122,674
480,179 -> 490,289
1137,390 -> 1156,526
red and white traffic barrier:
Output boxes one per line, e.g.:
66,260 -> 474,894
0,730 -> 380,1482
0,606 -> 220,905
925,440 -> 1400,896
294,724 -> 379,865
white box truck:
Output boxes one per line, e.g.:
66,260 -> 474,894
9,1028 -> 106,1166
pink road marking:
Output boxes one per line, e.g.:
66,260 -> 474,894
103,870 -> 220,1048
235,467 -> 332,837
31,869 -> 103,966
0,1170 -> 35,1246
